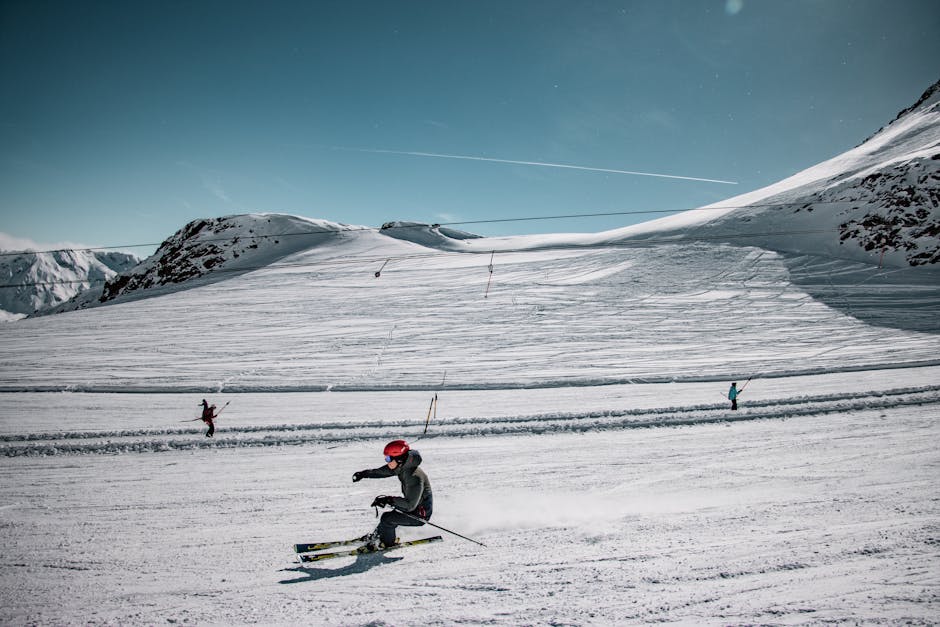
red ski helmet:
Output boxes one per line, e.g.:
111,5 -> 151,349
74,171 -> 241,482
383,439 -> 410,461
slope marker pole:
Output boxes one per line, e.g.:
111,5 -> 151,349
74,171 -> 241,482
484,251 -> 495,298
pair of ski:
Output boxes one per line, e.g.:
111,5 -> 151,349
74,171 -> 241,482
294,534 -> 443,563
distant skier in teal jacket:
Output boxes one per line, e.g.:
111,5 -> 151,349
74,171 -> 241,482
728,382 -> 742,411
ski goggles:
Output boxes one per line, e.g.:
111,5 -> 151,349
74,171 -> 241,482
385,455 -> 394,463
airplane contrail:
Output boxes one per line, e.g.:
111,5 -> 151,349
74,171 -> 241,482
338,147 -> 738,185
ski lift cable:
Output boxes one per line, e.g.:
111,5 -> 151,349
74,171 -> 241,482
0,198 -> 884,259
0,225 -> 870,289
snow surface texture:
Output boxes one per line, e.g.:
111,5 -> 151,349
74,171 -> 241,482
2,227 -> 940,624
1,375 -> 938,625
3,237 -> 940,394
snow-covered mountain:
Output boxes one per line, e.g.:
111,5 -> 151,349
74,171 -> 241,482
41,214 -> 362,315
35,79 -> 940,320
0,248 -> 138,318
98,214 -> 359,299
602,79 -> 940,266
379,221 -> 482,247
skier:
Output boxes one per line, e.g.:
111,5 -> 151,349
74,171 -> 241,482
728,382 -> 742,411
352,440 -> 433,550
199,399 -> 217,437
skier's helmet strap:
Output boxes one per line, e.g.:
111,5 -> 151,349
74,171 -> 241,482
383,440 -> 410,460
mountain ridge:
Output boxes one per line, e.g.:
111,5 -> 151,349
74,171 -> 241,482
37,214 -> 364,315
596,79 -> 939,267
24,79 -> 940,317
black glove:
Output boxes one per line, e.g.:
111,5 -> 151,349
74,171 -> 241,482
370,495 -> 394,508
352,471 -> 364,483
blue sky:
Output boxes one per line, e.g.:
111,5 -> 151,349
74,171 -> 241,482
1,0 -> 938,254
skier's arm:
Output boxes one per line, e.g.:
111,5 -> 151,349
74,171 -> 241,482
391,474 -> 425,512
352,465 -> 395,482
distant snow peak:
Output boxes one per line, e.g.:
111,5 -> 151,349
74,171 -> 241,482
0,248 -> 138,316
99,214 -> 350,303
616,79 -> 940,268
30,213 -> 355,316
893,78 -> 940,122
859,79 -> 940,147
380,221 -> 481,249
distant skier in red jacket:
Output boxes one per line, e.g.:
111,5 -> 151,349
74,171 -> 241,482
199,399 -> 217,438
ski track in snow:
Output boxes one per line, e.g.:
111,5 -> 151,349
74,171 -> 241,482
1,403 -> 937,625
3,383 -> 940,456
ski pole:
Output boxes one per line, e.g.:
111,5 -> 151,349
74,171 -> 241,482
419,371 -> 446,437
392,507 -> 486,547
423,393 -> 437,435
181,400 -> 230,422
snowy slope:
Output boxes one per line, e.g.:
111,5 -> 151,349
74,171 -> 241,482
379,220 -> 483,248
3,238 -> 940,393
592,79 -> 940,267
0,248 -> 137,317
376,80 -> 938,270
35,81 -> 937,320
1,373 -> 938,625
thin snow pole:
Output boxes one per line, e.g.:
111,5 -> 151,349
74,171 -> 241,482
423,393 -> 437,435
484,251 -> 495,298
393,507 -> 486,547
375,258 -> 390,278
417,372 -> 446,439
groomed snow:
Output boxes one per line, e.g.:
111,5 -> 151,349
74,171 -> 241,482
1,228 -> 939,624
1,381 -> 937,624
3,238 -> 940,393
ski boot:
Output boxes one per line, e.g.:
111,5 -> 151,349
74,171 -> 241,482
363,531 -> 400,551
362,531 -> 383,551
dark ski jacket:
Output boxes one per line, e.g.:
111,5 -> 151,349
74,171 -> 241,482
200,401 -> 216,423
359,450 -> 433,519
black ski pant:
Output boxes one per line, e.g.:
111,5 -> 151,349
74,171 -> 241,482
377,511 -> 426,546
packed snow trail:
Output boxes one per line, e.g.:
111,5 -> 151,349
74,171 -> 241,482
4,383 -> 938,456
2,402 -> 937,625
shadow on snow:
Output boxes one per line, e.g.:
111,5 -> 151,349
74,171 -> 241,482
278,553 -> 405,584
